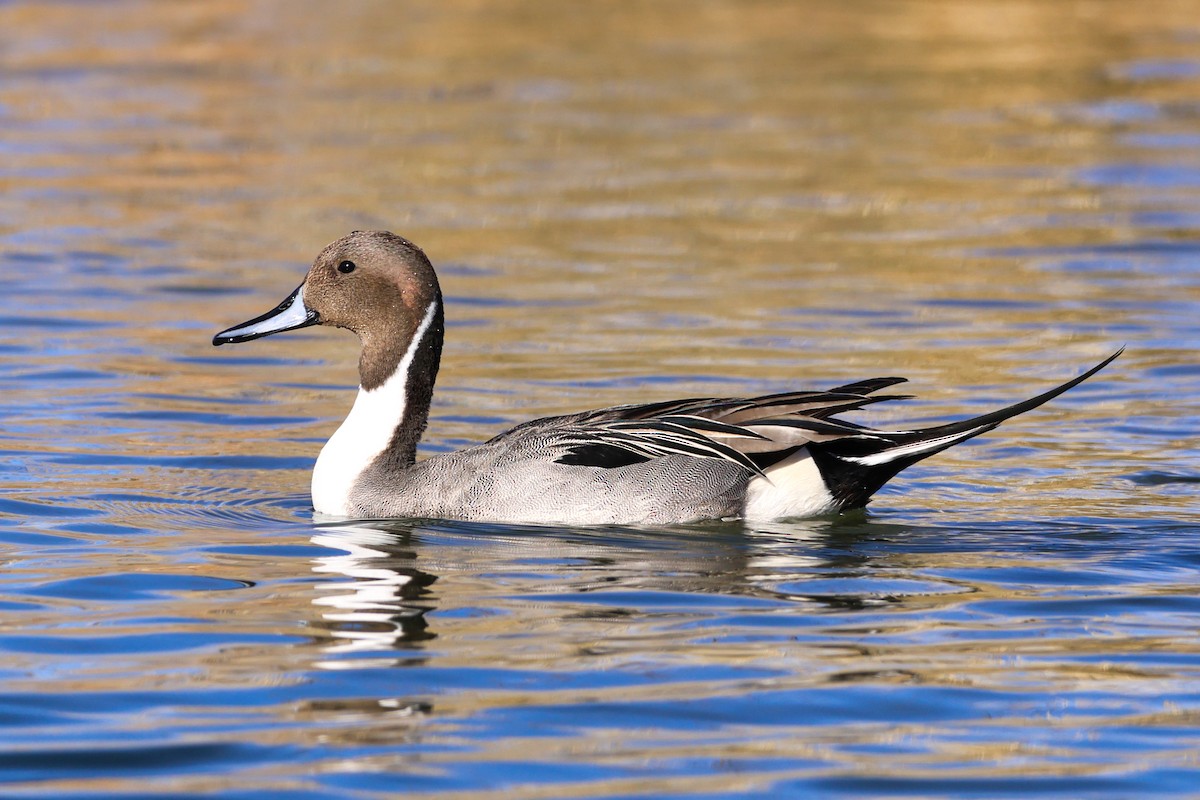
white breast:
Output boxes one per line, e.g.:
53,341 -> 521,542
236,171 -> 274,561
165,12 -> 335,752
311,301 -> 439,516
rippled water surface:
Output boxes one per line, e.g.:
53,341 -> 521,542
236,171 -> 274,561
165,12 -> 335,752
2,1 -> 1199,797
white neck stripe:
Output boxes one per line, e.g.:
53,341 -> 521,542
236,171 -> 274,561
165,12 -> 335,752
392,298 -> 440,395
311,300 -> 439,516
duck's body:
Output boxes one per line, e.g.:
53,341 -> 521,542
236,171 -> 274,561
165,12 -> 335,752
214,230 -> 1120,525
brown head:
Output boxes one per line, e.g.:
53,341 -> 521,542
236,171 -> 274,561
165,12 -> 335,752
213,230 -> 445,392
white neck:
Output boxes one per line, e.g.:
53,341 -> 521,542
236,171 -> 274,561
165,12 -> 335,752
311,300 -> 439,516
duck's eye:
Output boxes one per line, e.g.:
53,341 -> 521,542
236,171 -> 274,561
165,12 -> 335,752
337,260 -> 356,274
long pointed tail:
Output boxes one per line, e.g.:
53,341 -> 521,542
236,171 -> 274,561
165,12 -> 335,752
810,348 -> 1123,508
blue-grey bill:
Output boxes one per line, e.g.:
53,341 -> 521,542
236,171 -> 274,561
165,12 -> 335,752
212,283 -> 319,345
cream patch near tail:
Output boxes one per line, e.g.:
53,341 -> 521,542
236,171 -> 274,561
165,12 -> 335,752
743,448 -> 838,521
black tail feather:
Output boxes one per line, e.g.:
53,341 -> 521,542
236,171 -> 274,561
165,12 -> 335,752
809,348 -> 1123,509
887,347 -> 1123,446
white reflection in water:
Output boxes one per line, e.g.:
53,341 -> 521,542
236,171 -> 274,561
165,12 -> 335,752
310,524 -> 435,667
743,519 -> 845,584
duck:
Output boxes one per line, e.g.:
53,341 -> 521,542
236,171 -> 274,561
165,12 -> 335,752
213,230 -> 1121,525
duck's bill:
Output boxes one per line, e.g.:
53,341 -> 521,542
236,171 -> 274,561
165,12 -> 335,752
212,283 -> 320,346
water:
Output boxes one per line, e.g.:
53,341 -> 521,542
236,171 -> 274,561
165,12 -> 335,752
1,1 -> 1198,796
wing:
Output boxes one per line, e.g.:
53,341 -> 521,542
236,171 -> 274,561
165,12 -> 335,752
495,379 -> 916,476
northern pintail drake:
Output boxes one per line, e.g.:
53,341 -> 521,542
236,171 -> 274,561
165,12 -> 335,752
214,230 -> 1121,525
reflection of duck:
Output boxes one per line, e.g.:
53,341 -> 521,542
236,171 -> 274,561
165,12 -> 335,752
742,518 -> 983,614
309,524 -> 436,665
305,515 -> 974,687
215,230 -> 1120,526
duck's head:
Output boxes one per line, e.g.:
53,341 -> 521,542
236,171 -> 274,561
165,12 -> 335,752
213,230 -> 444,389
